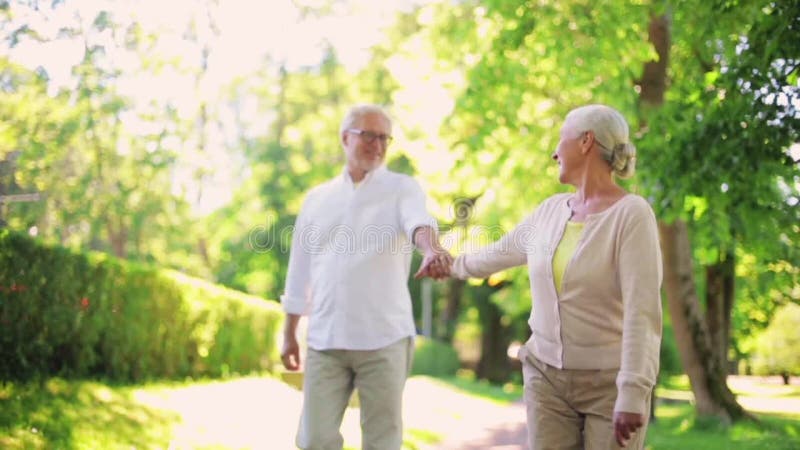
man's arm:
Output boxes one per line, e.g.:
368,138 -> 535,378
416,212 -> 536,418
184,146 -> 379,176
281,313 -> 302,371
279,193 -> 315,371
413,225 -> 453,280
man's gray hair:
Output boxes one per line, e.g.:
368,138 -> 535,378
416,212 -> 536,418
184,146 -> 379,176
566,104 -> 637,179
339,104 -> 393,137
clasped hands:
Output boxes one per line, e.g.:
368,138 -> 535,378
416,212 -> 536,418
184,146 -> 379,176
414,247 -> 453,280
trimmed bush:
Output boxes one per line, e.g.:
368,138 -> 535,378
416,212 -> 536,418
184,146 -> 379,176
411,336 -> 461,377
0,230 -> 282,382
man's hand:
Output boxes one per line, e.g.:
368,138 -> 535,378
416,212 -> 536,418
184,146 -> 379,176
414,248 -> 453,280
281,314 -> 302,371
281,333 -> 301,371
613,411 -> 644,447
412,226 -> 453,280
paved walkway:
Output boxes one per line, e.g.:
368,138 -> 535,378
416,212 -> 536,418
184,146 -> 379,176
133,376 -> 529,449
132,375 -> 799,449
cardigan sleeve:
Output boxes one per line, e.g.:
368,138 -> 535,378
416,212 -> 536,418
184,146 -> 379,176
614,198 -> 664,414
451,211 -> 534,279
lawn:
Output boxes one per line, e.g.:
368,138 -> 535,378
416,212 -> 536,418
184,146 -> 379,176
0,378 -> 178,449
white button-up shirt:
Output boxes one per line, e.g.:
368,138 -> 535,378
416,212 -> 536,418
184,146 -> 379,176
281,166 -> 437,351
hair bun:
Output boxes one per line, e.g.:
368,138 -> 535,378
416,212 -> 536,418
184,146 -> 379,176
612,142 -> 636,179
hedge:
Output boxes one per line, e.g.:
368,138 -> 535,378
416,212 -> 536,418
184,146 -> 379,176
411,336 -> 461,377
0,230 -> 283,382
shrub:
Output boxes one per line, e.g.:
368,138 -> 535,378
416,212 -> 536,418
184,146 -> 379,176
0,230 -> 282,382
411,336 -> 461,377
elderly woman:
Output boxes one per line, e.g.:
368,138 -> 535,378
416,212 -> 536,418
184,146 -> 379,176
449,104 -> 662,449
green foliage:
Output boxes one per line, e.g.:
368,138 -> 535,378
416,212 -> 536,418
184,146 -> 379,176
637,0 -> 800,357
751,303 -> 800,378
0,379 -> 177,449
411,336 -> 461,377
0,4 -> 206,277
660,320 -> 684,376
413,0 -> 799,389
0,230 -> 282,382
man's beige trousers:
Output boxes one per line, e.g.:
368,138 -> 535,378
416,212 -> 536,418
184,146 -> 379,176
521,346 -> 651,450
296,337 -> 414,450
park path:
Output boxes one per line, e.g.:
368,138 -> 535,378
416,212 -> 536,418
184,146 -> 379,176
133,375 -> 529,449
132,374 -> 798,449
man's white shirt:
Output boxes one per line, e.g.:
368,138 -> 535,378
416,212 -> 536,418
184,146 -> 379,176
281,166 -> 437,351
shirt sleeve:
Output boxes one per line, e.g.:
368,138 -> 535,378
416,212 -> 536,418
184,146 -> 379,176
451,213 -> 533,279
280,193 -> 315,316
398,177 -> 438,240
614,199 -> 664,414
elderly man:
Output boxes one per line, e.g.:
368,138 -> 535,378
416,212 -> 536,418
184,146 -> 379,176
280,104 -> 451,450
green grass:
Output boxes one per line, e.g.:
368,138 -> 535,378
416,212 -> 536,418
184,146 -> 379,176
646,403 -> 800,450
660,374 -> 693,391
0,378 -> 178,449
429,372 -> 523,404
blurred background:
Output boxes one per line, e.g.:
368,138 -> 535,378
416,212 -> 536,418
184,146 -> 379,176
1,0 -> 799,447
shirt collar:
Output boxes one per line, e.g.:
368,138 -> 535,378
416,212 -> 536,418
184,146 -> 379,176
341,164 -> 387,187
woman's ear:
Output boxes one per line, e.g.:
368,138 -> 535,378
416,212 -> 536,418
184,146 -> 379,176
580,131 -> 593,154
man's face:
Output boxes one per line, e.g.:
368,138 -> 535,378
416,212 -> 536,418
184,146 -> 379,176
342,112 -> 391,174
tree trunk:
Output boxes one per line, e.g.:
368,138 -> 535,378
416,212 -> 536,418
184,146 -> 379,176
474,284 -> 512,383
198,237 -> 212,269
659,221 -> 750,422
639,13 -> 670,106
440,278 -> 464,344
639,12 -> 670,425
475,297 -> 512,383
640,11 -> 750,423
705,249 -> 735,374
108,219 -> 127,259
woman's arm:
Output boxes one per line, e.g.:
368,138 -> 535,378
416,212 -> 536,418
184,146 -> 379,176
451,215 -> 533,279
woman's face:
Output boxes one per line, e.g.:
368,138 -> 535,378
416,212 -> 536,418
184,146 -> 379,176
552,119 -> 585,185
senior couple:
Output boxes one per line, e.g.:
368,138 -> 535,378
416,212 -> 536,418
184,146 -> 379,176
280,103 -> 662,450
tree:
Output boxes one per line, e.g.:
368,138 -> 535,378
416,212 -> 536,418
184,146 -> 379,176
0,1 -> 209,274
639,0 -> 799,422
412,0 -> 799,422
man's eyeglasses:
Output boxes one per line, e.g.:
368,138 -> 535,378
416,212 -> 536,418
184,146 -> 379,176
347,129 -> 393,146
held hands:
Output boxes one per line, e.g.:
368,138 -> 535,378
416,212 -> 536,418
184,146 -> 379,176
613,411 -> 645,447
414,247 -> 453,280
